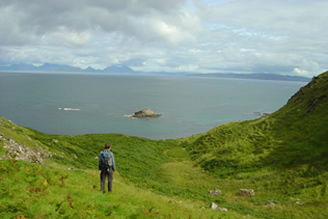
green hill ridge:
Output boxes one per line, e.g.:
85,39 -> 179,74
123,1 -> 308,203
0,71 -> 327,218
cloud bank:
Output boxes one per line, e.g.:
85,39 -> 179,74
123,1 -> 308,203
0,0 -> 327,76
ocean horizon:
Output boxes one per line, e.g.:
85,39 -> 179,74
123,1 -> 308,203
0,72 -> 307,139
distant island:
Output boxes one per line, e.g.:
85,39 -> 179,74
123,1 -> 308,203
132,108 -> 161,118
0,63 -> 311,82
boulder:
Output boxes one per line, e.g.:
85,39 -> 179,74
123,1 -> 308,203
209,189 -> 222,196
132,108 -> 161,118
239,189 -> 255,197
209,202 -> 228,211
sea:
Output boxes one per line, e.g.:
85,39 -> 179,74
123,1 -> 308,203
0,72 -> 308,140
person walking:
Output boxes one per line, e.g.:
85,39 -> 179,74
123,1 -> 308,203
98,143 -> 116,193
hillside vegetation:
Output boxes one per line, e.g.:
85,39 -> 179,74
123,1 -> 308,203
1,71 -> 327,218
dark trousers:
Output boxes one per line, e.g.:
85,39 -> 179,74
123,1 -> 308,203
100,168 -> 113,192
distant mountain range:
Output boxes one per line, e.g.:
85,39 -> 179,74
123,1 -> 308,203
0,63 -> 311,82
0,63 -> 135,73
190,72 -> 311,82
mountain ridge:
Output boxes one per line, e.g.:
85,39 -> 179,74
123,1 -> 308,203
0,62 -> 312,82
190,72 -> 311,82
0,63 -> 136,73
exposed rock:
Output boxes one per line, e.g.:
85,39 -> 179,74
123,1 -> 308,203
132,108 -> 161,118
254,112 -> 269,116
0,138 -> 52,164
209,202 -> 228,211
239,189 -> 255,197
265,200 -> 276,207
209,202 -> 218,210
209,189 -> 222,196
52,139 -> 59,144
291,198 -> 306,205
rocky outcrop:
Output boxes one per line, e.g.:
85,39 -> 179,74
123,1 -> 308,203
132,108 -> 161,118
0,135 -> 52,164
239,189 -> 255,197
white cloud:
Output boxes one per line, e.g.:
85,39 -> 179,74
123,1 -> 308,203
0,0 -> 327,77
294,68 -> 308,76
44,26 -> 91,47
176,64 -> 199,72
293,59 -> 323,76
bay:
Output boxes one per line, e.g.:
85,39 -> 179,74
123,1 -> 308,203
0,72 -> 307,139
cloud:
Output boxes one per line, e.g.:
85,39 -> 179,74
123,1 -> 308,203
0,0 -> 327,76
193,0 -> 328,75
293,59 -> 322,76
294,68 -> 308,75
44,26 -> 91,47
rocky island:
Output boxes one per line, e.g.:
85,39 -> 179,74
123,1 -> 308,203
132,108 -> 161,118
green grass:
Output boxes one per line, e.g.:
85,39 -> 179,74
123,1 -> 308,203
1,71 -> 328,218
0,159 -> 245,218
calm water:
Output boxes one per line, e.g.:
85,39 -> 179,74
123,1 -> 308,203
0,72 -> 307,139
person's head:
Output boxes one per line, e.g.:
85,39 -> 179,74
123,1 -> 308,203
105,143 -> 111,150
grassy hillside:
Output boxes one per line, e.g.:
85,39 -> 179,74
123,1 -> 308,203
0,119 -> 241,218
183,71 -> 328,217
1,71 -> 328,218
184,71 -> 328,173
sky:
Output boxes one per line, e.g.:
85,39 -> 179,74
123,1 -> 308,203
0,0 -> 327,77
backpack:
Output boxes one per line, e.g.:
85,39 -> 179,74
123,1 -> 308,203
101,151 -> 113,168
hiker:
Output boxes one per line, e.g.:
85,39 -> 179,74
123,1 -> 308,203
98,143 -> 116,193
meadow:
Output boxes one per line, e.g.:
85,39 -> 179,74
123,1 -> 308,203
1,71 -> 327,218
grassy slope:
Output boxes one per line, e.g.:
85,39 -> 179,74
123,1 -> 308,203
183,71 -> 328,218
1,71 -> 328,218
0,119 -> 242,218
